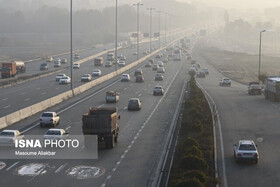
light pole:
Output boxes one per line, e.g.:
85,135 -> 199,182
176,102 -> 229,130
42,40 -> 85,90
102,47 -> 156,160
70,0 -> 73,93
164,12 -> 168,45
115,0 -> 118,72
156,10 -> 162,48
259,30 -> 266,82
147,7 -> 155,53
133,3 -> 143,60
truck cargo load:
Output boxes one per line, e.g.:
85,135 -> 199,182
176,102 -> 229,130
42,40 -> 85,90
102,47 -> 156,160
14,61 -> 26,73
82,108 -> 119,149
264,76 -> 280,101
94,57 -> 104,66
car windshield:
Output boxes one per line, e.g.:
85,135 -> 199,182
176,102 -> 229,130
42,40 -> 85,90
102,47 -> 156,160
83,75 -> 90,77
46,130 -> 61,135
0,131 -> 14,136
129,100 -> 138,104
42,113 -> 53,117
239,144 -> 256,150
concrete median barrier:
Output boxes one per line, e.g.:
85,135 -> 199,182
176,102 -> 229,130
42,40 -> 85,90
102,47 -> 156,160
0,117 -> 7,129
0,36 -> 184,129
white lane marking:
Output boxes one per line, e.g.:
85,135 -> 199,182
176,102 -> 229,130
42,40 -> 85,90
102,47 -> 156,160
2,98 -> 8,101
97,104 -> 105,108
6,161 -> 20,171
124,88 -> 127,90
41,92 -> 46,95
20,92 -> 26,95
55,163 -> 68,173
65,126 -> 72,131
138,93 -> 142,97
24,98 -> 31,101
148,84 -> 151,87
130,83 -> 133,86
101,55 -> 183,186
3,105 -> 10,109
124,107 -> 127,110
55,87 -> 60,90
36,88 -> 41,90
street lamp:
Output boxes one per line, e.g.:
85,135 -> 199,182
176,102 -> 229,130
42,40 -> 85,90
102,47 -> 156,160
115,0 -> 118,72
164,12 -> 169,45
147,7 -> 155,53
156,10 -> 162,48
259,29 -> 266,82
70,0 -> 73,93
133,3 -> 144,60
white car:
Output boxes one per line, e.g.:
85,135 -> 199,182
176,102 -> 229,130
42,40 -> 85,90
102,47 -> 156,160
56,73 -> 67,81
54,61 -> 61,68
157,61 -> 164,67
234,140 -> 259,164
54,58 -> 61,63
81,74 -> 92,82
74,53 -> 80,59
44,129 -> 69,140
157,67 -> 165,73
117,54 -> 124,59
219,78 -> 231,86
73,63 -> 80,69
133,52 -> 138,55
0,130 -> 24,145
121,74 -> 131,82
40,112 -> 60,127
92,69 -> 101,76
105,61 -> 112,67
59,76 -> 71,84
120,56 -> 127,61
118,61 -> 126,67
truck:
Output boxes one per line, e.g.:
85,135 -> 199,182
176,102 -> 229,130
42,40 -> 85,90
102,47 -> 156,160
82,108 -> 119,149
94,57 -> 104,66
1,62 -> 17,78
14,61 -> 26,73
264,77 -> 280,101
173,49 -> 182,61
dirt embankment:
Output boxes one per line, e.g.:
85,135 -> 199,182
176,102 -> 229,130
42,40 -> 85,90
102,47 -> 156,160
196,41 -> 280,84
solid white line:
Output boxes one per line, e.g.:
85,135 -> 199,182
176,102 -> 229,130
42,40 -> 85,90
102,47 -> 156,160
101,53 -> 183,186
6,161 -> 20,171
41,92 -> 46,95
24,98 -> 31,101
2,98 -> 8,101
97,104 -> 105,108
55,163 -> 68,173
65,126 -> 72,131
3,105 -> 10,109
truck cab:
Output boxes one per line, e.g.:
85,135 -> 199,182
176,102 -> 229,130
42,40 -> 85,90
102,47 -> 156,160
105,91 -> 119,103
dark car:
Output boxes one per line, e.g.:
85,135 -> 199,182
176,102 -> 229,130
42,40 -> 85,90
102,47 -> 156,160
148,59 -> 154,64
136,75 -> 144,82
40,63 -> 49,70
155,73 -> 164,81
134,69 -> 143,76
196,71 -> 206,78
128,98 -> 142,111
153,86 -> 164,96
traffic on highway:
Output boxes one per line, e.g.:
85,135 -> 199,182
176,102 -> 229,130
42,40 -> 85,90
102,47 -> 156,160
1,1 -> 280,187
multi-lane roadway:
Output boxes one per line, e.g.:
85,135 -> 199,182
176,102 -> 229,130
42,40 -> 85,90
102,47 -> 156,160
0,41 -> 191,187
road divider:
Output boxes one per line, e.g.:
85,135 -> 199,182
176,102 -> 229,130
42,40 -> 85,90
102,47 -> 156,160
0,36 -> 184,129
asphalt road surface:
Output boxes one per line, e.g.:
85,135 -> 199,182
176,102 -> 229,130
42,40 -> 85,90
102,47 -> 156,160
0,40 -> 162,117
0,47 -> 191,187
194,46 -> 280,187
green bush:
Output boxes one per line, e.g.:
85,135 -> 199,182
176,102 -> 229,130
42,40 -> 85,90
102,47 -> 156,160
184,146 -> 204,158
174,177 -> 204,187
183,170 -> 208,184
182,137 -> 199,148
181,155 -> 209,171
191,122 -> 203,133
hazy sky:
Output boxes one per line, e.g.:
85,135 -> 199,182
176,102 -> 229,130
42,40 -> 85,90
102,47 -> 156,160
177,0 -> 280,10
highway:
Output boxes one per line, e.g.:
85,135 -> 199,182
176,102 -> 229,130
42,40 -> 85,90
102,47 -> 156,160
193,46 -> 280,187
0,46 -> 191,186
0,40 -> 161,117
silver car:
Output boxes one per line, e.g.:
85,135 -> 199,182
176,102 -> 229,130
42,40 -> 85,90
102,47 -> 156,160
234,140 -> 259,164
40,112 -> 60,127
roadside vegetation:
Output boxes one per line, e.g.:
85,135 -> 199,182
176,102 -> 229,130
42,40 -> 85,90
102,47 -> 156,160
168,77 -> 217,187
